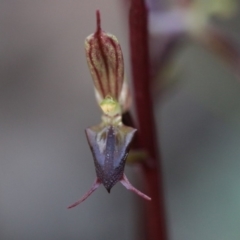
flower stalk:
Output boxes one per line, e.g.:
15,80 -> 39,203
129,0 -> 168,240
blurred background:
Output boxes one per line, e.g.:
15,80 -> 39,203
1,1 -> 240,240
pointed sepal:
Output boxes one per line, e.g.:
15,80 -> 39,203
68,178 -> 101,209
120,174 -> 151,201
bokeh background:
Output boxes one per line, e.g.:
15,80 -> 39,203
1,1 -> 240,240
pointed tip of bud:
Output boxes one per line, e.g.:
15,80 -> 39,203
96,10 -> 101,33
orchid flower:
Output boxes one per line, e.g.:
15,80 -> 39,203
68,11 -> 151,209
149,0 -> 240,79
150,0 -> 237,35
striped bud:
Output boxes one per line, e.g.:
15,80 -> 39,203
85,11 -> 124,101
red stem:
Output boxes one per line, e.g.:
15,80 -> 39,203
96,10 -> 101,32
129,0 -> 168,240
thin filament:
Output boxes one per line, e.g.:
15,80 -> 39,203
68,178 -> 101,209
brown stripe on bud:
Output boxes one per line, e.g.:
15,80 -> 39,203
85,11 -> 124,100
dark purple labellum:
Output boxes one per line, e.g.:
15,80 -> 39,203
68,123 -> 151,209
86,125 -> 136,192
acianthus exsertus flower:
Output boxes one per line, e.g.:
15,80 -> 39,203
68,11 -> 151,209
149,0 -> 237,36
148,0 -> 240,92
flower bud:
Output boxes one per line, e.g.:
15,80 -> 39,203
85,11 -> 124,102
